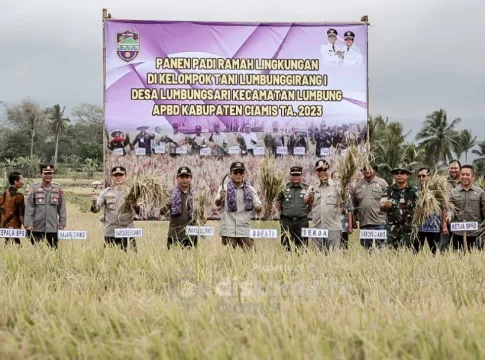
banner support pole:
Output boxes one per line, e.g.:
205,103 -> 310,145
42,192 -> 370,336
102,8 -> 109,187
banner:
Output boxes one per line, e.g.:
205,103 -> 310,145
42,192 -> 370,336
103,20 -> 368,220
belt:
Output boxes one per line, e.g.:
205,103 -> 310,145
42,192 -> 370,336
281,215 -> 307,221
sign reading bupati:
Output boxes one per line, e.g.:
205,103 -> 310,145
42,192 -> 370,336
104,19 -> 368,220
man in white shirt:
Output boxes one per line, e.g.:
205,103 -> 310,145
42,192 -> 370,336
240,124 -> 258,156
209,123 -> 228,158
342,31 -> 363,66
321,28 -> 344,65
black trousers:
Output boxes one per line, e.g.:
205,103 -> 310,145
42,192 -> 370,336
415,232 -> 441,254
29,231 -> 58,248
104,237 -> 137,252
341,232 -> 349,249
280,217 -> 309,251
452,235 -> 480,251
167,236 -> 198,250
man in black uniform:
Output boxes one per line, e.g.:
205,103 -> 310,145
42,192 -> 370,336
312,122 -> 332,157
132,126 -> 155,156
276,166 -> 310,251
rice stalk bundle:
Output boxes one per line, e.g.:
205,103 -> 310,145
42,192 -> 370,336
194,188 -> 211,225
121,170 -> 169,218
258,156 -> 285,220
412,173 -> 452,230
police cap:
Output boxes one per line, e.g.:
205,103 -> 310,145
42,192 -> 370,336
112,166 -> 126,175
40,164 -> 54,174
327,28 -> 338,36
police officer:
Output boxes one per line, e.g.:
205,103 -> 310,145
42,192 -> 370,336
24,164 -> 67,249
91,166 -> 139,252
342,31 -> 363,66
311,121 -> 333,157
321,28 -> 344,65
277,166 -> 310,251
379,164 -> 419,249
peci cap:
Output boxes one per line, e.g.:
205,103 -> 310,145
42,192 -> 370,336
40,164 -> 54,174
177,166 -> 192,176
315,159 -> 330,170
230,162 -> 245,171
112,166 -> 126,175
290,166 -> 302,175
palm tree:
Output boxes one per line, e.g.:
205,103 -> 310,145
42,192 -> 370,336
400,143 -> 426,171
47,105 -> 70,165
472,141 -> 485,163
473,158 -> 485,178
455,129 -> 477,163
373,121 -> 410,181
415,109 -> 461,167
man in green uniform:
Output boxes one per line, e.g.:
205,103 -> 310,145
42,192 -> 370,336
276,166 -> 310,251
24,164 -> 67,249
379,164 -> 418,249
91,166 -> 139,252
160,166 -> 198,249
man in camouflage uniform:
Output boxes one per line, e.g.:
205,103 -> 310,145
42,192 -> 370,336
24,164 -> 67,249
379,164 -> 418,249
276,166 -> 310,251
91,166 -> 139,252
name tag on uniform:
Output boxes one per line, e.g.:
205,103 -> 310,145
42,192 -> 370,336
115,228 -> 143,238
301,228 -> 328,238
0,229 -> 26,238
58,230 -> 87,240
451,222 -> 478,232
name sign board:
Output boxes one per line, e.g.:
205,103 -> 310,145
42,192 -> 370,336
58,231 -> 87,240
359,230 -> 387,239
451,222 -> 478,232
115,228 -> 143,238
0,229 -> 26,238
249,229 -> 278,238
185,226 -> 215,236
301,228 -> 328,238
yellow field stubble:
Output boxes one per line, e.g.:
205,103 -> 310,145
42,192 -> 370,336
1,203 -> 485,359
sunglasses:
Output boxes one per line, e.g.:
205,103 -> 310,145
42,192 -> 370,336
178,174 -> 191,179
417,174 -> 427,178
394,171 -> 408,175
232,170 -> 245,175
316,168 -> 329,173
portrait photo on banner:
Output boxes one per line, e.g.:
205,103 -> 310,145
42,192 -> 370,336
103,19 -> 369,221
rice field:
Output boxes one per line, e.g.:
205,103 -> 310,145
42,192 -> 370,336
1,196 -> 485,359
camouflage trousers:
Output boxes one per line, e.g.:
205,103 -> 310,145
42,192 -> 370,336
385,225 -> 416,249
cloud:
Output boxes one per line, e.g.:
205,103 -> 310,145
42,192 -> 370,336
0,0 -> 483,138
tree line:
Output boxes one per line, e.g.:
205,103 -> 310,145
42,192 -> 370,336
0,99 -> 103,178
0,99 -> 484,181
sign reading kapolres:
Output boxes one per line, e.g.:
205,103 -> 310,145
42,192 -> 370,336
103,19 -> 368,220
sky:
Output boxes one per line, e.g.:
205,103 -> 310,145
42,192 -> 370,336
0,0 -> 483,159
